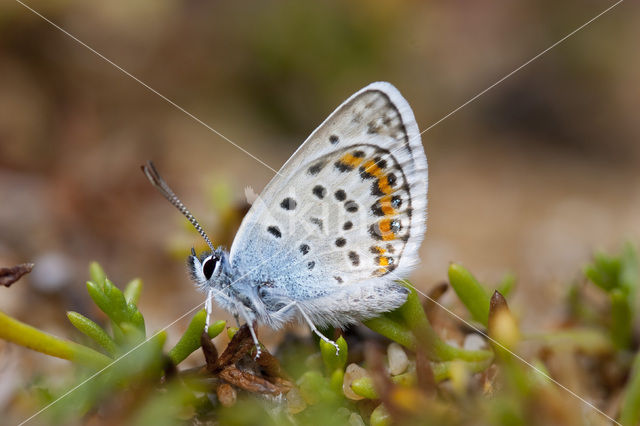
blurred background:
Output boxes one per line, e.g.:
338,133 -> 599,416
0,0 -> 639,417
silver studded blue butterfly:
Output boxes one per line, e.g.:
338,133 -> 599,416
143,82 -> 428,356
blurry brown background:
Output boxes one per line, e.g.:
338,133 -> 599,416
0,0 -> 639,411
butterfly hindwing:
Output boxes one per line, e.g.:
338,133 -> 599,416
229,82 -> 427,323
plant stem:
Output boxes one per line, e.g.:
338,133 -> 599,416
0,311 -> 112,368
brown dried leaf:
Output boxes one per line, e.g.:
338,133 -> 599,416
423,282 -> 448,321
0,263 -> 34,287
201,331 -> 219,372
489,290 -> 510,321
218,366 -> 282,395
270,376 -> 295,393
255,347 -> 284,379
214,325 -> 254,371
415,349 -> 436,397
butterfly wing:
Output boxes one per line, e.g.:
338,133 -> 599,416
229,82 -> 427,323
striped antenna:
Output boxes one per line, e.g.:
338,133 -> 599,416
141,161 -> 215,252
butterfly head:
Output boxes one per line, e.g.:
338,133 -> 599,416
188,247 -> 231,291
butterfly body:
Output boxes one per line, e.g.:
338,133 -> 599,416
185,82 -> 428,333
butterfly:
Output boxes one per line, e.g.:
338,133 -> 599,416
143,82 -> 428,356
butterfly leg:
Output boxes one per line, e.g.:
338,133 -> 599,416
270,301 -> 297,324
237,305 -> 262,359
296,303 -> 339,355
204,288 -> 213,329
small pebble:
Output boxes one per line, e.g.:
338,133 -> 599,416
286,387 -> 307,414
343,363 -> 368,400
463,333 -> 487,351
216,383 -> 237,407
387,342 -> 409,375
349,412 -> 366,426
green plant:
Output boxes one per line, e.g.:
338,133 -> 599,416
1,242 -> 639,425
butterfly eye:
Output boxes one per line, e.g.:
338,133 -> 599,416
202,256 -> 217,280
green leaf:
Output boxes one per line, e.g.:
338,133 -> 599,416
124,278 -> 143,305
610,288 -> 632,350
351,376 -> 378,399
207,320 -> 226,338
365,282 -> 493,363
329,368 -> 344,394
400,281 -> 492,362
89,262 -> 107,288
320,336 -> 347,372
364,316 -> 416,350
168,310 -> 207,365
103,278 -> 131,325
0,310 -> 111,369
448,263 -> 491,326
119,322 -> 147,348
370,404 -> 391,426
620,242 -> 638,294
227,327 -> 239,339
128,308 -> 146,336
67,311 -> 117,357
584,252 -> 620,292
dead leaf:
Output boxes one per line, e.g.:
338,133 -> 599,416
0,263 -> 34,287
219,366 -> 282,395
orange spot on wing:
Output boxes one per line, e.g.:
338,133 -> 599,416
379,196 -> 395,216
378,256 -> 390,266
362,160 -> 383,177
339,153 -> 364,168
378,219 -> 396,241
377,176 -> 393,195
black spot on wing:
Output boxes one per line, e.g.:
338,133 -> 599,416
335,238 -> 346,247
334,189 -> 346,201
309,217 -> 323,231
299,244 -> 310,255
359,166 -> 375,180
334,161 -> 353,173
280,197 -> 297,210
308,163 -> 323,175
344,201 -> 358,213
312,185 -> 326,199
387,173 -> 397,186
348,251 -> 360,266
369,224 -> 383,240
267,226 -> 281,238
374,156 -> 387,169
371,200 -> 384,217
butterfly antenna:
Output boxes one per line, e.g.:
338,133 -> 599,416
141,161 -> 215,252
